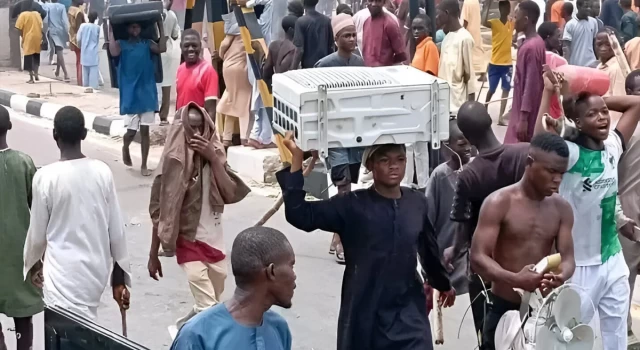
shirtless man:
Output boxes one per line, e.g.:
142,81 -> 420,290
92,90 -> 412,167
470,132 -> 576,350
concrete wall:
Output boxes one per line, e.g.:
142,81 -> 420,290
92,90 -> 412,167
0,0 -> 21,68
0,7 -> 10,67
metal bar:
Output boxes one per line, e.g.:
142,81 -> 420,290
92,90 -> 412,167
232,3 -> 291,163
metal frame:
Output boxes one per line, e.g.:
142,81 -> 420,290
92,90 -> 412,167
317,85 -> 329,159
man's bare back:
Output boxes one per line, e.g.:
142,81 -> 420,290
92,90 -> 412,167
488,184 -> 572,303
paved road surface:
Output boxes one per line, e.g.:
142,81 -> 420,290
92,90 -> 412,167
1,109 -> 478,349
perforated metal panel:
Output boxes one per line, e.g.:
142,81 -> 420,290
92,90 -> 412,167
273,97 -> 300,139
271,66 -> 451,154
281,68 -> 395,89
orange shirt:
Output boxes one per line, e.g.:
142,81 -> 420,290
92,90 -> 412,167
551,1 -> 566,28
411,37 -> 439,76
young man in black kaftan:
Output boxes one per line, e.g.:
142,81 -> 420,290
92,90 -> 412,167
276,136 -> 456,350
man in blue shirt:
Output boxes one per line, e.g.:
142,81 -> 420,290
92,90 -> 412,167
108,21 -> 166,176
171,226 -> 294,350
599,0 -> 623,30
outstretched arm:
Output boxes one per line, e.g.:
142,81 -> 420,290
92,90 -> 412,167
108,22 -> 121,57
482,0 -> 493,29
603,95 -> 640,145
277,133 -> 349,235
533,69 -> 559,137
150,22 -> 167,54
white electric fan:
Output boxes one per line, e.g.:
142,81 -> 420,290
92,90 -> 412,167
495,254 -> 596,350
532,286 -> 595,350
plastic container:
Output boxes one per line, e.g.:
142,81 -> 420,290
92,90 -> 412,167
554,65 -> 610,96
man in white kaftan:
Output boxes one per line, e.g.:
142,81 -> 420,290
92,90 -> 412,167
23,158 -> 131,321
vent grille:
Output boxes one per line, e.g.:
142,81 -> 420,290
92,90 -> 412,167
273,97 -> 299,139
282,67 -> 394,89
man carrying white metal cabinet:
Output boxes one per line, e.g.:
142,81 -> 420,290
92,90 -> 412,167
277,131 -> 456,350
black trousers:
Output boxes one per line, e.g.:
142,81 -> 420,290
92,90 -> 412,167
468,274 -> 490,344
480,292 -> 520,350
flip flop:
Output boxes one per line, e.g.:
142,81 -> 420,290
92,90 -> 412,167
335,251 -> 345,264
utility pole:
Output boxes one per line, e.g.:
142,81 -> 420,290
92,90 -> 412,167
409,0 -> 437,57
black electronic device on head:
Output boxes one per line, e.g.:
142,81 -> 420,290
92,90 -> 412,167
102,1 -> 164,88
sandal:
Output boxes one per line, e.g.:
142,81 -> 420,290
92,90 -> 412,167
335,251 -> 345,264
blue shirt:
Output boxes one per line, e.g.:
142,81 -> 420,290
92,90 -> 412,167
117,39 -> 158,115
599,0 -> 623,30
58,0 -> 71,10
170,303 -> 292,350
77,23 -> 100,67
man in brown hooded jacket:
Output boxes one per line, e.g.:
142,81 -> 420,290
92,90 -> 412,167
147,102 -> 250,333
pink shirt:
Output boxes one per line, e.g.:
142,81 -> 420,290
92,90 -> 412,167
546,51 -> 568,119
176,59 -> 219,110
362,13 -> 406,67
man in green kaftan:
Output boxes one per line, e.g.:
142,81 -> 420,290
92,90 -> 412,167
0,105 -> 43,350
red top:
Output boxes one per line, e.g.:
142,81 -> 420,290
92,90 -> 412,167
176,59 -> 219,110
176,235 -> 226,265
362,13 -> 406,67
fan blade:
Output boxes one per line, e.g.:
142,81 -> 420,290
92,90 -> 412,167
536,326 -> 561,350
566,324 -> 595,350
554,288 -> 583,328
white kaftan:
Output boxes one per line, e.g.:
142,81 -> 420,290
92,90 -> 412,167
23,158 -> 131,321
438,28 -> 477,115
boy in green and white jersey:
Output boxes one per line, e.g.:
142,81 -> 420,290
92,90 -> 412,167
535,71 -> 640,350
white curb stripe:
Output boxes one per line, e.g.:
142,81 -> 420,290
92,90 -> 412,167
40,102 -> 64,120
109,119 -> 126,137
10,94 -> 29,113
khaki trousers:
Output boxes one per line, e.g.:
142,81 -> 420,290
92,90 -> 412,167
220,113 -> 254,142
176,260 -> 227,329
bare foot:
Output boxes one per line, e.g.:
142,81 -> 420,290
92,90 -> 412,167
141,167 -> 153,176
246,139 -> 262,149
122,146 -> 133,167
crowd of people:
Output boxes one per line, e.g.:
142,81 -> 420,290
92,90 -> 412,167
5,0 -> 640,349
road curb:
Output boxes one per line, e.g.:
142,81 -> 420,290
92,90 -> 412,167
0,88 -> 125,138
